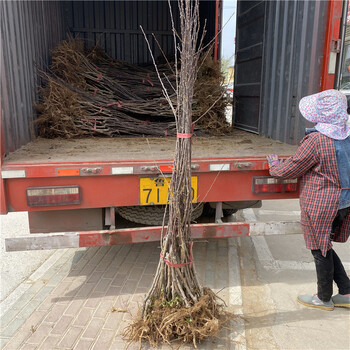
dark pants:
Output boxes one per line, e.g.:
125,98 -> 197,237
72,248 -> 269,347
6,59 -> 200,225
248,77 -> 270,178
332,207 -> 350,232
312,249 -> 350,302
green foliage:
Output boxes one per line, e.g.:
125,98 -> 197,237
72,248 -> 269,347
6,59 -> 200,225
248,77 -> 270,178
161,296 -> 182,308
220,57 -> 233,75
185,317 -> 193,324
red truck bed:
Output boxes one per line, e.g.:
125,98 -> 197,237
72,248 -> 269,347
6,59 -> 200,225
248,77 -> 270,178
2,131 -> 302,250
2,130 -> 299,214
4,130 -> 298,164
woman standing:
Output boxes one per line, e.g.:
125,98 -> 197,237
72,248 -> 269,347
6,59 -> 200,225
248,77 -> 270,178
267,89 -> 350,310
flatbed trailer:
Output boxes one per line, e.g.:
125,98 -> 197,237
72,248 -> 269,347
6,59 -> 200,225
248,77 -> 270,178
2,131 -> 300,251
1,0 -> 345,251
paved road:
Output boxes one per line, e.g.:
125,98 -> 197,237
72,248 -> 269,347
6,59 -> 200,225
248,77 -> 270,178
0,200 -> 349,349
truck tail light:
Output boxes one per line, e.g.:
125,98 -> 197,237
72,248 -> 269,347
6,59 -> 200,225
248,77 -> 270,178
253,177 -> 298,194
26,186 -> 80,207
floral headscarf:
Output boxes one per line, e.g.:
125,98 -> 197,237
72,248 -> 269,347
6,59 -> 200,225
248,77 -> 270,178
299,89 -> 350,140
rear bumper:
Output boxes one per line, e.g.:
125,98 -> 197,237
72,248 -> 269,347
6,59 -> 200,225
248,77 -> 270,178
5,221 -> 302,251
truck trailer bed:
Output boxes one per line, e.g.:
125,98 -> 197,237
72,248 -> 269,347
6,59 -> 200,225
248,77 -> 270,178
4,130 -> 298,164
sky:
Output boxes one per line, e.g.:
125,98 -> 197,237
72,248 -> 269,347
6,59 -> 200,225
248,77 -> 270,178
221,0 -> 237,66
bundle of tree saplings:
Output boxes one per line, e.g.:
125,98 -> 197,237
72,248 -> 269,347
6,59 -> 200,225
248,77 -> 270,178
124,1 -> 231,348
35,36 -> 230,138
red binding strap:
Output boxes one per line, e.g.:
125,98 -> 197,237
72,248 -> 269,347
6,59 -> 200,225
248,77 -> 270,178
96,73 -> 103,82
107,101 -> 123,109
160,242 -> 193,268
177,123 -> 195,139
177,133 -> 192,138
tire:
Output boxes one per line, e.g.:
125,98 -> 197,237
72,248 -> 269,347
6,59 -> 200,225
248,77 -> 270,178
117,203 -> 204,226
202,203 -> 216,217
202,203 -> 237,217
223,209 -> 237,216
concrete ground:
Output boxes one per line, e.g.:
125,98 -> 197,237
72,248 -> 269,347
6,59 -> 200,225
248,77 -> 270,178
0,200 -> 349,349
0,212 -> 55,302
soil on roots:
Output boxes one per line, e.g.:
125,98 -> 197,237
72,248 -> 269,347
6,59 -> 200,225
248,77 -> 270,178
124,288 -> 232,349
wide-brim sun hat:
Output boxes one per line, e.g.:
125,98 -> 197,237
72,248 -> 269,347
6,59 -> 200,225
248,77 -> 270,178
299,89 -> 350,140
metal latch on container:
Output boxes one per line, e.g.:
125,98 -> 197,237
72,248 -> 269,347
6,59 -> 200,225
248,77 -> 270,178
235,162 -> 253,170
81,167 -> 102,175
141,166 -> 158,172
330,39 -> 341,53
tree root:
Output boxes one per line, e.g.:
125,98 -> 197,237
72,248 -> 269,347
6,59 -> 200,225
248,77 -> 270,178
124,288 -> 231,349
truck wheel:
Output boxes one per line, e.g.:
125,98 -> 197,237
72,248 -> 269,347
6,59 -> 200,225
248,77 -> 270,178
117,203 -> 204,226
222,209 -> 238,216
202,203 -> 237,217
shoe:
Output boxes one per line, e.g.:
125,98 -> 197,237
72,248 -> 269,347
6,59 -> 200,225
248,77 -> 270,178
297,294 -> 334,311
332,294 -> 350,308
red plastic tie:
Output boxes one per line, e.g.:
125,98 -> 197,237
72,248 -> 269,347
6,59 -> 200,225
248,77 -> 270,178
160,242 -> 193,268
93,88 -> 98,96
93,118 -> 97,134
177,123 -> 195,139
142,76 -> 154,87
164,129 -> 168,137
147,73 -> 154,86
96,73 -> 103,82
177,133 -> 192,139
107,101 -> 122,109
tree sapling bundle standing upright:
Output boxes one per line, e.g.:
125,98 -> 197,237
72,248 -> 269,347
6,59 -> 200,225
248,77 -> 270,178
125,0 -> 226,347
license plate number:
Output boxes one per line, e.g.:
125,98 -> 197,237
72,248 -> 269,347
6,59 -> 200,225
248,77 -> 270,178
140,177 -> 198,205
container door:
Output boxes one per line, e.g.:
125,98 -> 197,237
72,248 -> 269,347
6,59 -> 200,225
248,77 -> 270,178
338,1 -> 350,102
233,1 -> 266,133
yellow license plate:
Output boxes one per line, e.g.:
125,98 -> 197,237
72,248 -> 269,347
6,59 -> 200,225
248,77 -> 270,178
140,177 -> 198,205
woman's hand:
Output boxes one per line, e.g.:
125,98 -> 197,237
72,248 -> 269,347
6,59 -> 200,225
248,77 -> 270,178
267,154 -> 281,168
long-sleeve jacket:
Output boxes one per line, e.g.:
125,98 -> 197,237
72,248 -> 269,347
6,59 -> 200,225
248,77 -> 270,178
269,132 -> 350,256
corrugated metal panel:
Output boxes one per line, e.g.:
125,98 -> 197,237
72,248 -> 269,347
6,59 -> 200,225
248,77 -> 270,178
234,0 -> 328,145
260,0 -> 328,144
63,0 -> 181,64
1,1 -> 64,155
234,1 -> 266,133
63,0 -> 215,64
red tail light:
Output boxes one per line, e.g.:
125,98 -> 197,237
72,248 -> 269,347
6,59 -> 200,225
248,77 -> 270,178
26,186 -> 81,207
253,177 -> 298,194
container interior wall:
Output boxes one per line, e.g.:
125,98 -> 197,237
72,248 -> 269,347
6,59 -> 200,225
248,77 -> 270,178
1,1 -> 65,156
1,1 -> 216,157
234,0 -> 328,145
62,0 -> 215,64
